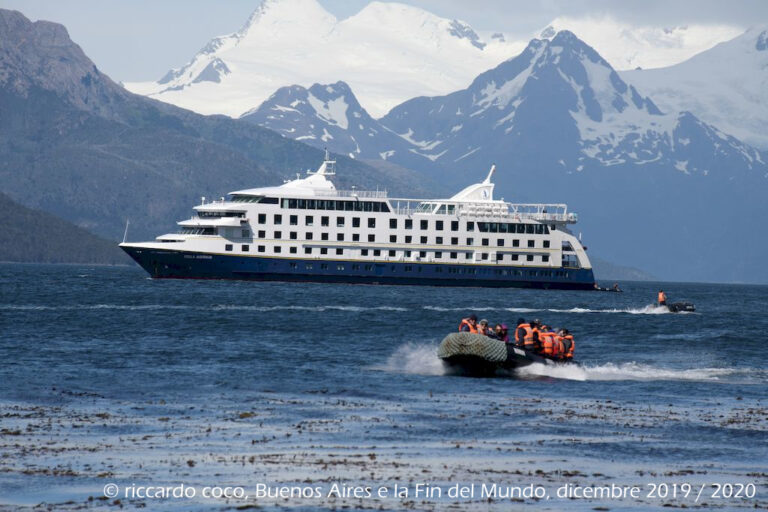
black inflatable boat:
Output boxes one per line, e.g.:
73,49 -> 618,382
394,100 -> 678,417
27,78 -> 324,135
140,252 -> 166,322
666,301 -> 695,313
438,333 -> 573,377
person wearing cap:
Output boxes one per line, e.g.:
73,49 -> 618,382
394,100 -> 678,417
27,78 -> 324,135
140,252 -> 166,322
478,319 -> 490,336
458,314 -> 478,333
494,323 -> 509,342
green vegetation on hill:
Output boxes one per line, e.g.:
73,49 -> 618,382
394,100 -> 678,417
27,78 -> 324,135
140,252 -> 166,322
0,192 -> 127,264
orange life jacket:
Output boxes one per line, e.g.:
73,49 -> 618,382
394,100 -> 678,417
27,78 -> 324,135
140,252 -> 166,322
526,326 -> 539,350
515,323 -> 530,344
658,291 -> 666,303
552,335 -> 565,359
458,318 -> 478,334
564,334 -> 575,359
539,332 -> 554,356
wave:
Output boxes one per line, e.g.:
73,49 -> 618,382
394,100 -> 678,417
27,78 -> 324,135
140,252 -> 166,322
423,304 -> 681,315
516,362 -> 752,382
0,304 -> 409,312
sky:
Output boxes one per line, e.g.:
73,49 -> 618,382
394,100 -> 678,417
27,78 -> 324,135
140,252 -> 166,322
1,0 -> 767,82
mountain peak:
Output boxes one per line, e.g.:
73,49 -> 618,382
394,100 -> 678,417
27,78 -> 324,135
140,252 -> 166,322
237,0 -> 336,38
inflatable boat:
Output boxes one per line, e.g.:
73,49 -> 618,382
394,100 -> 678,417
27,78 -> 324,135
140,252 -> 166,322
666,301 -> 695,313
437,332 -> 573,377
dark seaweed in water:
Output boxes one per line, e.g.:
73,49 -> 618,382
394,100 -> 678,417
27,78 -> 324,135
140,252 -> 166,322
0,263 -> 766,510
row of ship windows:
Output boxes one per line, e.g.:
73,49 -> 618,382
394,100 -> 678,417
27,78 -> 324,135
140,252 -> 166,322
254,215 -> 551,234
224,244 -> 550,262
247,230 -> 552,248
289,263 -> 568,278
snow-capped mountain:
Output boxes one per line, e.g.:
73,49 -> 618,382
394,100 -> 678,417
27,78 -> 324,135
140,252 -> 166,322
622,26 -> 768,149
537,16 -> 743,70
125,0 -> 522,118
379,30 -> 765,178
239,81 -> 427,167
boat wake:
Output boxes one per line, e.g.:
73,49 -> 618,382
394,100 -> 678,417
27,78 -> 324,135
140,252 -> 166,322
423,304 -> 680,315
378,343 -> 445,376
516,362 -> 752,382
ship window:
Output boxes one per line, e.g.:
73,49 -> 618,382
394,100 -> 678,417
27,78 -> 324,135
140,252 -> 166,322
528,240 -> 535,248
544,240 -> 550,248
225,244 -> 233,251
516,224 -> 525,234
321,233 -> 329,241
261,197 -> 279,204
290,247 -> 297,254
451,237 -> 458,245
467,237 -> 474,245
368,234 -> 375,242
435,252 -> 442,259
536,224 -> 544,235
298,199 -> 306,209
419,251 -> 426,258
513,239 -> 519,247
306,263 -> 313,269
289,262 -> 297,268
353,201 -> 363,211
482,238 -> 489,246
353,234 -> 360,242
290,232 -> 297,240
305,247 -> 312,254
467,221 -> 474,232
353,217 -> 360,228
512,254 -> 519,261
338,201 -> 347,211
288,199 -> 297,209
405,219 -> 413,229
361,249 -> 369,256
451,221 -> 459,231
436,221 -> 444,231
436,237 -> 443,244
436,205 -> 446,214
527,254 -> 533,261
420,236 -> 427,243
306,232 -> 313,240
321,216 -> 329,226
420,220 -> 428,230
242,229 -> 250,238
368,218 -> 376,228
551,225 -> 556,231
307,200 -> 316,209
274,246 -> 281,253
542,255 -> 549,262
320,263 -> 328,269
337,217 -> 345,227
274,231 -> 282,239
290,215 -> 298,225
526,224 -> 534,234
258,245 -> 265,253
381,203 -> 390,213
373,249 -> 381,256
390,235 -> 396,243
498,223 -> 508,233
336,248 -> 343,255
320,248 -> 327,255
352,264 -> 360,270
497,239 -> 504,247
405,235 -> 412,243
337,233 -> 344,241
481,253 -> 488,260
389,250 -> 396,257
496,253 -> 503,261
274,214 -> 282,225
258,214 -> 266,224
450,252 -> 457,259
390,219 -> 397,229
306,216 -> 314,226
465,253 -> 472,260
405,250 -> 411,257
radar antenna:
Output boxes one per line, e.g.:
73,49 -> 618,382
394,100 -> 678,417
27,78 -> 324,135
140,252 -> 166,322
307,147 -> 336,176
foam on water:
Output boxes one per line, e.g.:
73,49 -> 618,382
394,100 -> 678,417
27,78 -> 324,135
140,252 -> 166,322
517,362 -> 753,382
421,304 -> 678,315
378,343 -> 445,376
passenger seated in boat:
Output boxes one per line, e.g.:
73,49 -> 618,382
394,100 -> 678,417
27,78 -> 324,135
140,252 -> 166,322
458,314 -> 478,333
495,323 -> 509,342
478,319 -> 491,336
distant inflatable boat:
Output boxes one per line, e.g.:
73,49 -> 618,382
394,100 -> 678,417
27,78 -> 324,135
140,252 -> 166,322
437,332 -> 573,377
666,301 -> 695,313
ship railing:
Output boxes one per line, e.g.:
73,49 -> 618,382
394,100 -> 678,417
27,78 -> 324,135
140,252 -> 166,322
315,189 -> 388,198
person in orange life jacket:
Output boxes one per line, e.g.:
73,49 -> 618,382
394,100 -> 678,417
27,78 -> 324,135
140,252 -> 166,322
527,319 -> 542,351
538,326 -> 555,356
552,329 -> 567,359
514,318 -> 528,346
559,328 -> 574,359
658,290 -> 667,306
458,314 -> 478,333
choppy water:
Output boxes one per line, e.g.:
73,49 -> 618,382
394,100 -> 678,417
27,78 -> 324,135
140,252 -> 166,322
0,263 -> 766,510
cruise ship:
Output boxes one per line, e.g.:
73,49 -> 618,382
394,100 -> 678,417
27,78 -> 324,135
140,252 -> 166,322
120,154 -> 595,289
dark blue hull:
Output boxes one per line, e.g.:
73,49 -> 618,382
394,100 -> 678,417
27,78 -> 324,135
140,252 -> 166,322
121,246 -> 595,290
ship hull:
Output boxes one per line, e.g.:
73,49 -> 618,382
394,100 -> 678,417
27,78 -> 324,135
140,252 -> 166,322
121,246 -> 595,290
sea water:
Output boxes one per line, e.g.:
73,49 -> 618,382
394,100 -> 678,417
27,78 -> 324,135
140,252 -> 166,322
0,263 -> 765,510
